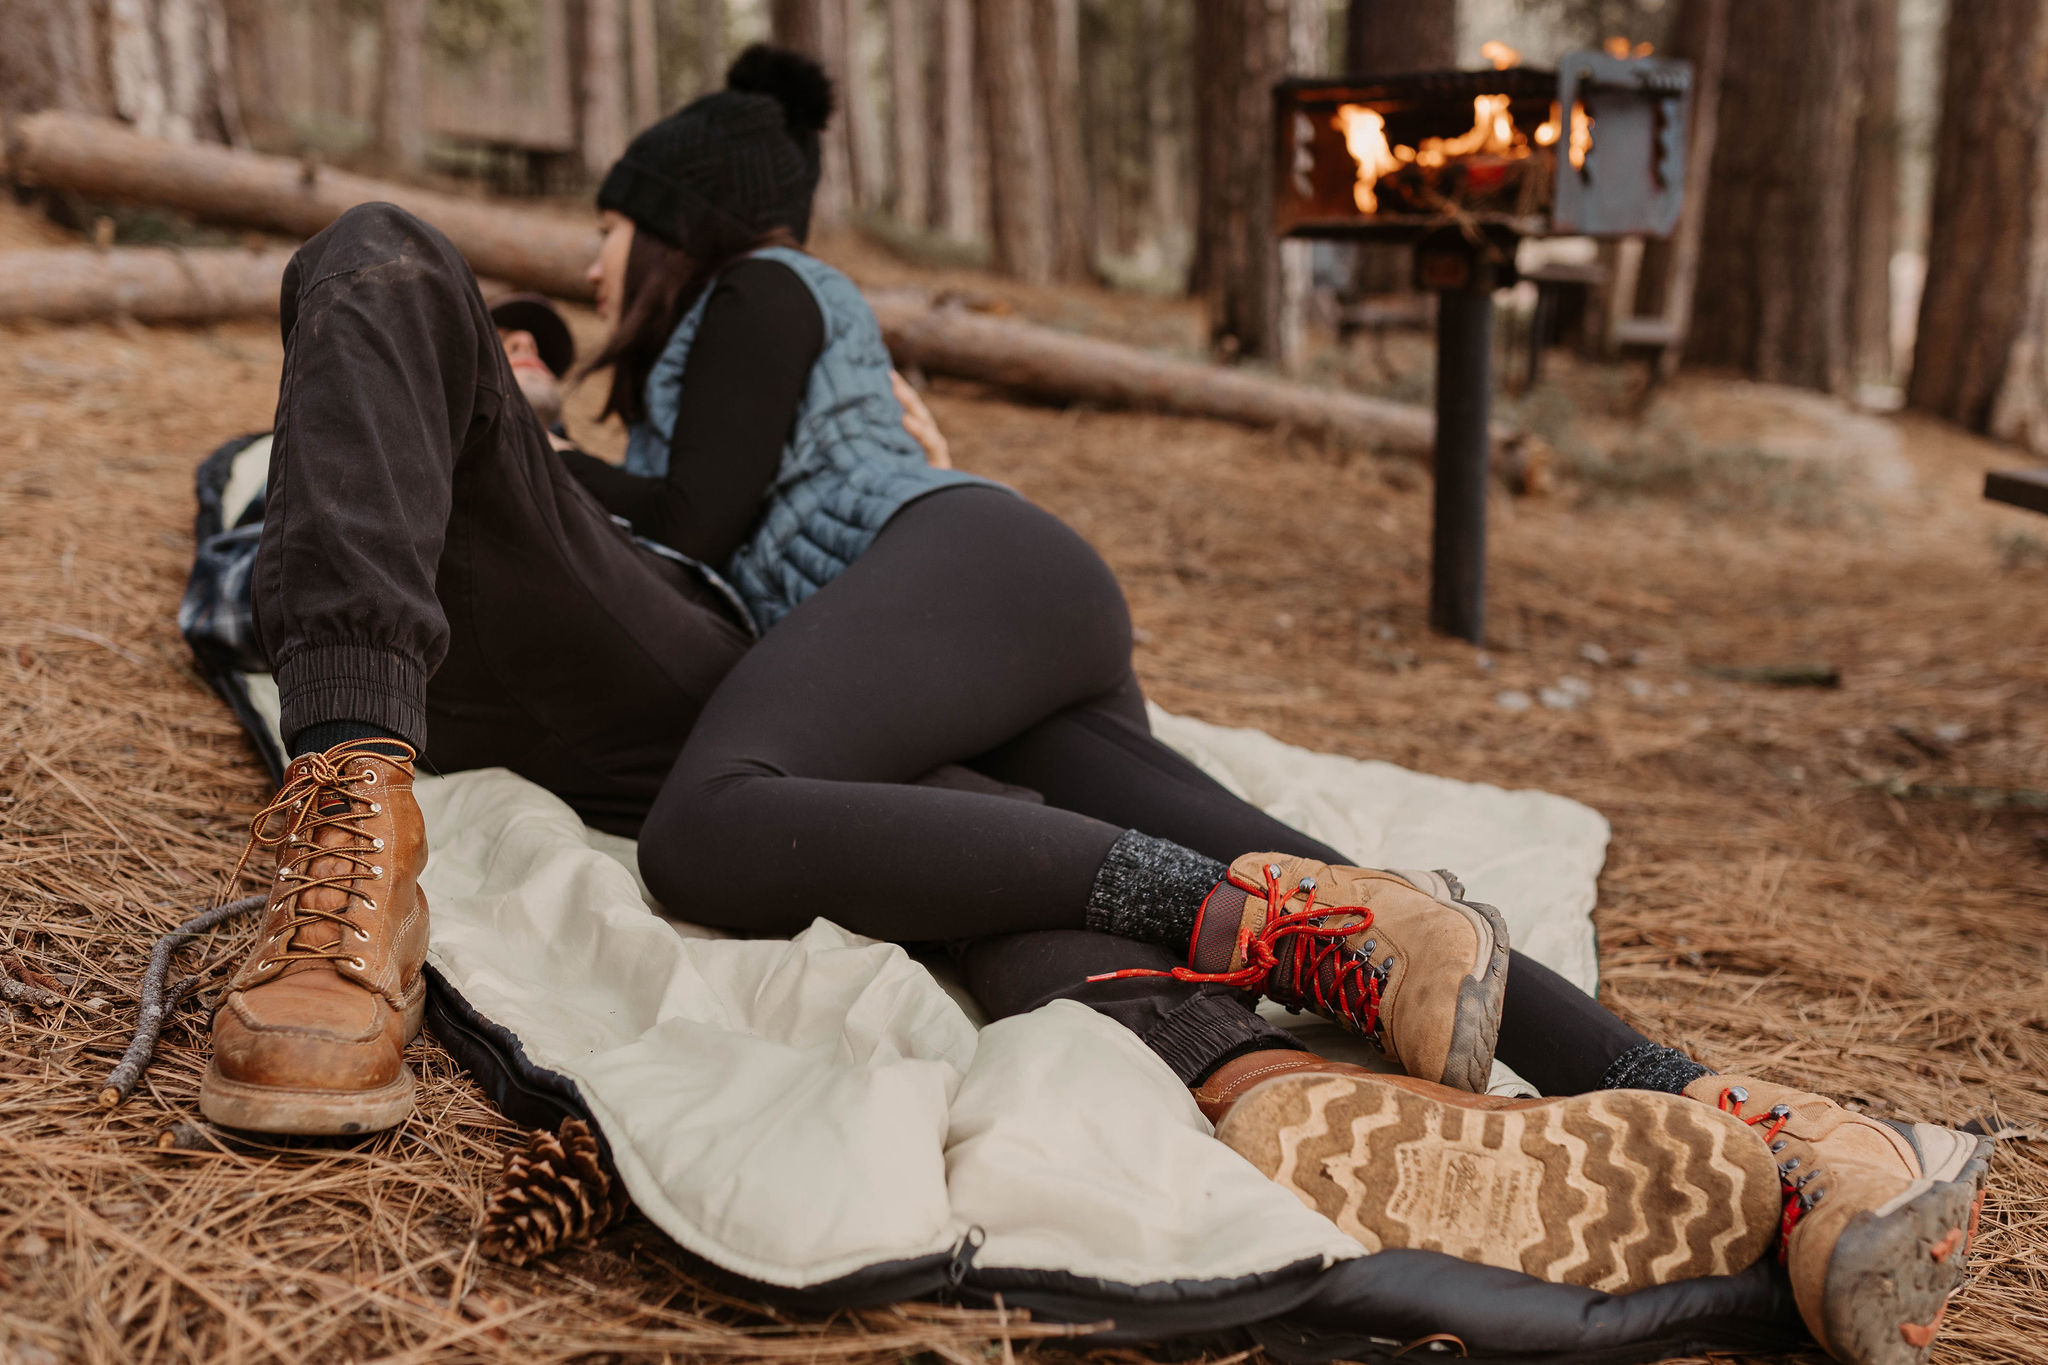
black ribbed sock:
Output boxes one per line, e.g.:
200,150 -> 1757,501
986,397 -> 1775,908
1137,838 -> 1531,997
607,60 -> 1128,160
1601,1042 -> 1713,1096
1084,830 -> 1227,952
287,719 -> 413,762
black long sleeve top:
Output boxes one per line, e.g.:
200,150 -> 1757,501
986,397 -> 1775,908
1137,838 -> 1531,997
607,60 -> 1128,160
558,256 -> 824,566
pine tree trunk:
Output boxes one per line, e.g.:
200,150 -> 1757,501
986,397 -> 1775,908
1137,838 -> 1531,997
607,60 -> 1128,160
218,0 -> 277,139
378,0 -> 428,170
1634,0 -> 1726,382
975,0 -> 1056,281
628,0 -> 661,128
1193,0 -> 1290,360
1909,0 -> 2048,450
581,0 -> 629,175
887,0 -> 930,229
1035,0 -> 1091,280
772,0 -> 852,230
697,0 -> 725,94
1139,0 -> 1184,278
1687,0 -> 1864,394
1342,0 -> 1456,73
841,0 -> 886,211
108,0 -> 173,139
1848,0 -> 1899,390
1343,0 -> 1457,296
935,0 -> 980,241
1275,0 -> 1325,370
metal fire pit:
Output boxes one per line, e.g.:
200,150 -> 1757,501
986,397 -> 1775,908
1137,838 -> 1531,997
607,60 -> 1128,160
1274,51 -> 1691,642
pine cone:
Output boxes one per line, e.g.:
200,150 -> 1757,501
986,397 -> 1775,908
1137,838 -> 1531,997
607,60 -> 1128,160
478,1118 -> 627,1266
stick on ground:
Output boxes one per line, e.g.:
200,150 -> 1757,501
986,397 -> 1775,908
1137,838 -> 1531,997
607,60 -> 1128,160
99,893 -> 264,1108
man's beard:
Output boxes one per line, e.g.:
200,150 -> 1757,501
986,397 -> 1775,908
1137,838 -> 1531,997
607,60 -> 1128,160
516,369 -> 564,428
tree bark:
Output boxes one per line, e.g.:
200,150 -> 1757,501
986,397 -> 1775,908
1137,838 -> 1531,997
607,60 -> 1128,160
1909,0 -> 2048,451
628,0 -> 662,129
935,0 -> 980,241
975,0 -> 1056,282
2,110 -> 598,297
1192,0 -> 1290,360
107,0 -> 173,140
1848,0 -> 1899,390
697,0 -> 725,95
1035,0 -> 1090,280
1275,0 -> 1326,370
1687,0 -> 1864,394
1139,0 -> 1184,277
1343,0 -> 1455,74
1341,0 -> 1458,298
218,0 -> 277,140
771,0 -> 851,229
841,0 -> 886,211
887,0 -> 930,230
1633,0 -> 1727,383
0,244 -> 290,321
378,0 -> 429,171
581,0 -> 630,176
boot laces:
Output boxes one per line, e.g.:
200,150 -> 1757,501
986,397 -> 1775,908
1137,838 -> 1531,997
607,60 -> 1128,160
224,740 -> 413,975
1088,865 -> 1388,1037
1719,1085 -> 1823,1257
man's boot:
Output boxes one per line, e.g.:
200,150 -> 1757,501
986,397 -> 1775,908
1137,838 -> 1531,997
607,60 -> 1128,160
1099,855 -> 1510,1091
200,739 -> 430,1135
1214,1063 -> 1783,1293
1684,1075 -> 1994,1365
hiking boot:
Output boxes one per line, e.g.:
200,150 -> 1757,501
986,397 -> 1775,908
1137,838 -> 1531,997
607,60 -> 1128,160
1685,1075 -> 1995,1365
1217,1069 -> 1782,1292
200,739 -> 430,1135
1097,855 -> 1510,1091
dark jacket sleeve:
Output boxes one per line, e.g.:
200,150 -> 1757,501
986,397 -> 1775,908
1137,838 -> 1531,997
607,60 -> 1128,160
560,256 -> 825,565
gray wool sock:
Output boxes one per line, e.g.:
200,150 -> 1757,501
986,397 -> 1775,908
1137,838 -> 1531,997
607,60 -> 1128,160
1602,1043 -> 1713,1096
1085,830 -> 1228,952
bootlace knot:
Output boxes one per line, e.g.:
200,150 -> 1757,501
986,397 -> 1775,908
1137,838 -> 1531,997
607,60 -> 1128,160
1719,1085 -> 1823,1256
1089,865 -> 1387,1037
223,740 -> 414,975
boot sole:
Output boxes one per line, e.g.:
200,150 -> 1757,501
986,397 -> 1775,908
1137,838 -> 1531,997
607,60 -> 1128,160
199,1062 -> 417,1135
1393,869 -> 1511,1093
198,992 -> 427,1137
1217,1074 -> 1782,1293
1820,1136 -> 1995,1365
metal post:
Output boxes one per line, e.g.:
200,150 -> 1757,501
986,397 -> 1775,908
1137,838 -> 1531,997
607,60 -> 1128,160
1422,237 -> 1499,644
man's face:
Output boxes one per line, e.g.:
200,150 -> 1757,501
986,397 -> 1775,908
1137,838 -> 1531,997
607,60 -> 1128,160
500,328 -> 564,427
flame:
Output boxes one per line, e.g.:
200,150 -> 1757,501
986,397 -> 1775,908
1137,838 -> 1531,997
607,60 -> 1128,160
1331,104 -> 1402,212
1480,41 -> 1520,70
1411,94 -> 1520,167
1534,102 -> 1561,146
1602,36 -> 1654,58
1568,100 -> 1592,169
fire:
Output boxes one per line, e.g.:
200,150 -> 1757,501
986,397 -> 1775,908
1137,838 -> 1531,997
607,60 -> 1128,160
1603,36 -> 1654,58
1532,100 -> 1593,169
1332,104 -> 1402,212
1480,41 -> 1520,70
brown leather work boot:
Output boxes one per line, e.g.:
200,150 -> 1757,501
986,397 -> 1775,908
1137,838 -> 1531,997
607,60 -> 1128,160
1097,855 -> 1510,1092
1191,1048 -> 1381,1125
1217,1067 -> 1782,1293
200,739 -> 430,1135
1684,1075 -> 1995,1365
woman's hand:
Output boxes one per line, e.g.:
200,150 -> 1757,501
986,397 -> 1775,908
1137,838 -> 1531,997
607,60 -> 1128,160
891,370 -> 951,469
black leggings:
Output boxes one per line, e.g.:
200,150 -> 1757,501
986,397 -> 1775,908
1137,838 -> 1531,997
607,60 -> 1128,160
639,486 -> 1649,1094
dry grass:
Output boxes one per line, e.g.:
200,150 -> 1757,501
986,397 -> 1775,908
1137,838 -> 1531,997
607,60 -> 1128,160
1,216 -> 2044,1363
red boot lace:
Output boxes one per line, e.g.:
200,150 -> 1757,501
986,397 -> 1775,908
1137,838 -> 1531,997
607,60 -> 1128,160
1718,1085 -> 1817,1256
1088,865 -> 1387,1035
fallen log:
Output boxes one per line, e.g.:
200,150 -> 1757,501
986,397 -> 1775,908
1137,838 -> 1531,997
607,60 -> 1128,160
1,111 -> 596,300
0,114 -> 1469,453
869,292 -> 1451,455
0,245 -> 290,323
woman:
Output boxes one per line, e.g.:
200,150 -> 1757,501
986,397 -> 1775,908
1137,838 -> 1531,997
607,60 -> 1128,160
213,48 -> 1986,1365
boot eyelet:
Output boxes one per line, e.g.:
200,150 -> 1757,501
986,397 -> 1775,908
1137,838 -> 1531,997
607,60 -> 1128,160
353,926 -> 370,942
371,866 -> 382,877
1767,1103 -> 1792,1121
361,898 -> 377,911
257,957 -> 276,971
348,956 -> 367,971
362,771 -> 377,785
1298,877 -> 1316,892
370,803 -> 381,814
373,837 -> 385,850
1265,863 -> 1283,879
1725,1085 -> 1750,1105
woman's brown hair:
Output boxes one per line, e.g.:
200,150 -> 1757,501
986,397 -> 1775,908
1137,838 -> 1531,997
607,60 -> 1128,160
583,216 -> 800,426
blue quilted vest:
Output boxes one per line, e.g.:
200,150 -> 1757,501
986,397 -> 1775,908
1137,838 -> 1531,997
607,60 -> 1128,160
622,246 -> 996,630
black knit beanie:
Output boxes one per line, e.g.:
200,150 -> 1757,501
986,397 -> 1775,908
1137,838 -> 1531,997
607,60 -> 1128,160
597,44 -> 834,247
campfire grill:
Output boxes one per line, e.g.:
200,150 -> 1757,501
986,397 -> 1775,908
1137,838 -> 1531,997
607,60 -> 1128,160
1274,51 -> 1692,641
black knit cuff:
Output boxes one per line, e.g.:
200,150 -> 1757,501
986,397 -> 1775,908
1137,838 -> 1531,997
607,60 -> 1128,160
273,644 -> 428,753
1601,1043 -> 1713,1096
1141,992 -> 1307,1087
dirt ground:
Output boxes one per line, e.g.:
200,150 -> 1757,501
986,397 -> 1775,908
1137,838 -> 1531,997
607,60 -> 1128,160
1,209 -> 2044,1365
